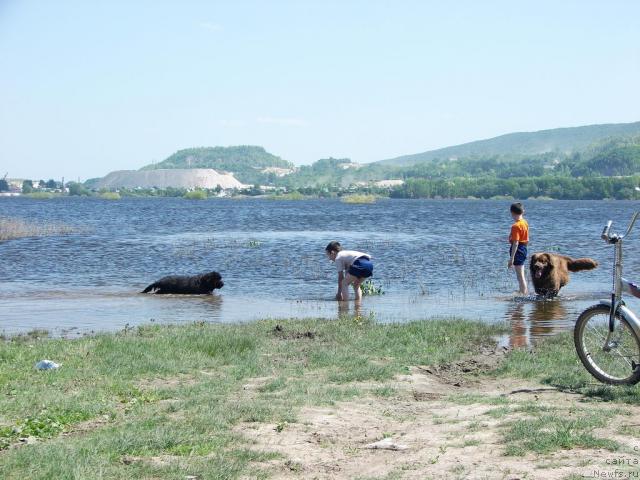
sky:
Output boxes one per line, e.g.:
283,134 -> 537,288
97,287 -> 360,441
1,1 -> 639,180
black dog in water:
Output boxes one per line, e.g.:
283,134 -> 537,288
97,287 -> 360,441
141,271 -> 224,294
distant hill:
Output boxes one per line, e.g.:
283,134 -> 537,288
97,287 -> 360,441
91,169 -> 246,190
140,146 -> 294,184
377,121 -> 640,166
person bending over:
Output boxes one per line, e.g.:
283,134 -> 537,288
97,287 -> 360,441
325,241 -> 373,302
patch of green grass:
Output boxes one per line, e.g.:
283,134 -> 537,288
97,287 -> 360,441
258,377 -> 287,393
466,420 -> 487,432
0,410 -> 90,449
513,401 -> 555,415
0,317 -> 502,478
495,332 -> 640,404
372,386 -> 397,397
447,393 -> 510,405
503,411 -> 619,456
484,406 -> 512,418
461,438 -> 481,447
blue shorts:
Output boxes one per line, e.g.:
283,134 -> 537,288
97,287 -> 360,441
348,257 -> 373,278
510,244 -> 528,266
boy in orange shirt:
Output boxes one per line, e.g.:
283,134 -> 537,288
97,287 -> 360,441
508,202 -> 529,295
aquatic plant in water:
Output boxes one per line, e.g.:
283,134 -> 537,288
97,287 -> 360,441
0,217 -> 77,241
362,279 -> 384,296
341,194 -> 376,204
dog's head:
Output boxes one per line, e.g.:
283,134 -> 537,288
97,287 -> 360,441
530,253 -> 554,280
201,271 -> 224,291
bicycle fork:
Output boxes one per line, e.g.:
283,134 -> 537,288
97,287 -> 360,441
605,239 -> 623,351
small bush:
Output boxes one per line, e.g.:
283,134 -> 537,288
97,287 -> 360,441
99,192 -> 121,200
341,194 -> 376,204
268,191 -> 305,200
24,192 -> 58,199
184,190 -> 208,200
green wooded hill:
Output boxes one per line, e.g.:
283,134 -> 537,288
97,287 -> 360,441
277,135 -> 640,186
86,121 -> 640,199
140,146 -> 294,184
377,121 -> 640,167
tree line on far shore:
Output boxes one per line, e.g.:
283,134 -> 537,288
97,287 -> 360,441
388,175 -> 640,200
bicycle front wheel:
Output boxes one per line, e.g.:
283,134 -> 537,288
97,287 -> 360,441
574,304 -> 640,385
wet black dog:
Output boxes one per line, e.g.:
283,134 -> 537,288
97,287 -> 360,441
141,271 -> 224,294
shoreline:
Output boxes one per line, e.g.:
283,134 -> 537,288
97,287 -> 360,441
2,194 -> 638,201
1,317 -> 639,478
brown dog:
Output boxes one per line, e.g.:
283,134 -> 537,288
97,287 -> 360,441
529,253 -> 598,297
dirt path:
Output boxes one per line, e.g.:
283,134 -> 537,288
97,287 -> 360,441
237,349 -> 640,480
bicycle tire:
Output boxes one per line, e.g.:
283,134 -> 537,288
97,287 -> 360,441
574,304 -> 640,385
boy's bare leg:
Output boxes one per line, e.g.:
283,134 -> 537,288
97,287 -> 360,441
514,265 -> 528,295
341,276 -> 352,301
351,276 -> 363,302
344,274 -> 363,302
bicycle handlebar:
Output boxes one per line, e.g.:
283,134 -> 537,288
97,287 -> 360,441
622,212 -> 640,239
602,212 -> 640,243
601,220 -> 612,241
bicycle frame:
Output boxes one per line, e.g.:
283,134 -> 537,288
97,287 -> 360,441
600,212 -> 640,345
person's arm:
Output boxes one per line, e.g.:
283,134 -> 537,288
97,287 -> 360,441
336,271 -> 344,300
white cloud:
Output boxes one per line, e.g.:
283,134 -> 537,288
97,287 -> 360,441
256,116 -> 307,127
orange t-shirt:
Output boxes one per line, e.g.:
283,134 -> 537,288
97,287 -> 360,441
509,218 -> 529,244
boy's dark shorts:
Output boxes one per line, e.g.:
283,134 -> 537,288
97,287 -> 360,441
510,244 -> 528,266
348,257 -> 373,278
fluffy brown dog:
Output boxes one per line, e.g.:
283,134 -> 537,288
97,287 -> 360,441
529,253 -> 598,297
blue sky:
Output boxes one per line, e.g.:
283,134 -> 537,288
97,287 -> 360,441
1,0 -> 639,180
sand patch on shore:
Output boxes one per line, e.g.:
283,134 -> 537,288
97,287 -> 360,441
236,351 -> 640,480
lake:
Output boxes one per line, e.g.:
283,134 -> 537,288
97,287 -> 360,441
1,197 -> 639,346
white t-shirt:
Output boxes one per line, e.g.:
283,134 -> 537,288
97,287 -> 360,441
335,250 -> 371,273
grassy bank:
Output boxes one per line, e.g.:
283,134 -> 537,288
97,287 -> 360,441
0,317 -> 499,479
0,216 -> 77,241
495,332 -> 640,404
2,319 -> 639,479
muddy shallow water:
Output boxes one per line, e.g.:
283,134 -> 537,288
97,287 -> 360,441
1,197 -> 639,345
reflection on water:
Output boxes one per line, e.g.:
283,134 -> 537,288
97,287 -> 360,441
504,297 -> 574,348
337,300 -> 363,319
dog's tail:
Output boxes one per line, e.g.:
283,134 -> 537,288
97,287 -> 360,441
567,258 -> 598,272
141,283 -> 156,293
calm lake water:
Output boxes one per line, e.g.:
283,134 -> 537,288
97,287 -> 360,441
1,198 -> 639,346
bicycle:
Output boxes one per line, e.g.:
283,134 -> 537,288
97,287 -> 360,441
574,211 -> 640,385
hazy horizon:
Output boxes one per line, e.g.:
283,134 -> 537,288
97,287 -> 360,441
2,1 -> 639,180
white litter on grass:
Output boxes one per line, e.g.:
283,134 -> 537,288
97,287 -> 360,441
35,360 -> 60,370
365,437 -> 408,451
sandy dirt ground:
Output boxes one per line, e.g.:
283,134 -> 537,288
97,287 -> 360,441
236,349 -> 640,480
